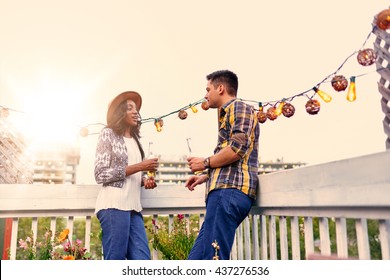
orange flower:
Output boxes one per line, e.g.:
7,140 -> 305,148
58,229 -> 70,243
62,255 -> 75,260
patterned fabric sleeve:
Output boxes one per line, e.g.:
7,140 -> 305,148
229,101 -> 256,158
94,128 -> 126,186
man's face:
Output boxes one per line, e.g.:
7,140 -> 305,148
205,80 -> 220,108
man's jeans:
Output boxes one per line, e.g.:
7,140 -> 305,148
188,188 -> 254,260
97,208 -> 150,260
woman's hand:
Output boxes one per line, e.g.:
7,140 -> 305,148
143,176 -> 157,189
125,158 -> 159,177
142,157 -> 159,172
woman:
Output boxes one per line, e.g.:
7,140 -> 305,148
94,91 -> 158,260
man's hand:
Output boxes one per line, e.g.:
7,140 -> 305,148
187,156 -> 206,173
185,174 -> 208,191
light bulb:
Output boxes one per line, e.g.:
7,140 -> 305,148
79,127 -> 89,137
313,87 -> 332,103
257,103 -> 267,123
190,105 -> 198,113
275,101 -> 285,116
0,108 -> 10,118
347,76 -> 356,102
154,119 -> 163,132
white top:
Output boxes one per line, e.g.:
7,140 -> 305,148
95,137 -> 143,213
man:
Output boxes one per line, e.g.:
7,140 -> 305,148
186,70 -> 260,260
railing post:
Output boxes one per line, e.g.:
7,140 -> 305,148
251,215 -> 260,260
356,218 -> 371,260
279,216 -> 288,260
290,216 -> 301,260
9,218 -> 18,260
304,217 -> 314,259
335,217 -> 348,258
243,217 -> 251,260
85,216 -> 92,252
379,219 -> 390,260
260,215 -> 268,260
268,216 -> 277,259
319,217 -> 331,256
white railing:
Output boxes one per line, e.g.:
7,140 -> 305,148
1,150 -> 390,260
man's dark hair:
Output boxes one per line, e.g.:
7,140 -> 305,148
206,70 -> 238,96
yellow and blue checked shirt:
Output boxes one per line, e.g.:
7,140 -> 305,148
206,98 -> 260,200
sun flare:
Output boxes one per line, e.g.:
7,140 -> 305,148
20,93 -> 84,151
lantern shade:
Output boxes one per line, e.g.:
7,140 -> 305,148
178,110 -> 188,120
266,107 -> 278,121
357,49 -> 377,66
201,101 -> 210,110
305,99 -> 321,115
282,103 -> 295,118
257,107 -> 267,123
331,75 -> 348,92
376,9 -> 390,30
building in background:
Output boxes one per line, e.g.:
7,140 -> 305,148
32,145 -> 80,184
0,117 -> 33,184
154,155 -> 305,185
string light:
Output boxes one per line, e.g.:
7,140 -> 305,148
154,119 -> 163,132
190,104 -> 198,113
2,9 -> 388,132
376,9 -> 390,30
331,75 -> 348,92
79,127 -> 89,137
347,76 -> 357,102
178,110 -> 188,120
282,102 -> 295,118
257,103 -> 267,123
266,106 -> 278,121
0,107 -> 10,118
275,100 -> 285,117
357,48 -> 377,66
78,123 -> 106,137
201,101 -> 210,110
313,87 -> 332,103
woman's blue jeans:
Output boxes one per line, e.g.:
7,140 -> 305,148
188,188 -> 254,260
97,208 -> 151,260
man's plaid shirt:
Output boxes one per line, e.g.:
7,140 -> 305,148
206,98 -> 260,200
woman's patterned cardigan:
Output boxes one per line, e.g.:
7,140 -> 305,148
94,127 -> 129,188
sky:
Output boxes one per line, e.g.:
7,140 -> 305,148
1,0 -> 389,184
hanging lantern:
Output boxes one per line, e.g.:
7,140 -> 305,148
376,9 -> 390,30
331,75 -> 348,92
79,127 -> 89,137
357,49 -> 377,66
178,110 -> 188,120
266,107 -> 278,121
305,99 -> 321,115
257,105 -> 267,124
0,107 -> 10,118
201,101 -> 210,110
282,103 -> 295,118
